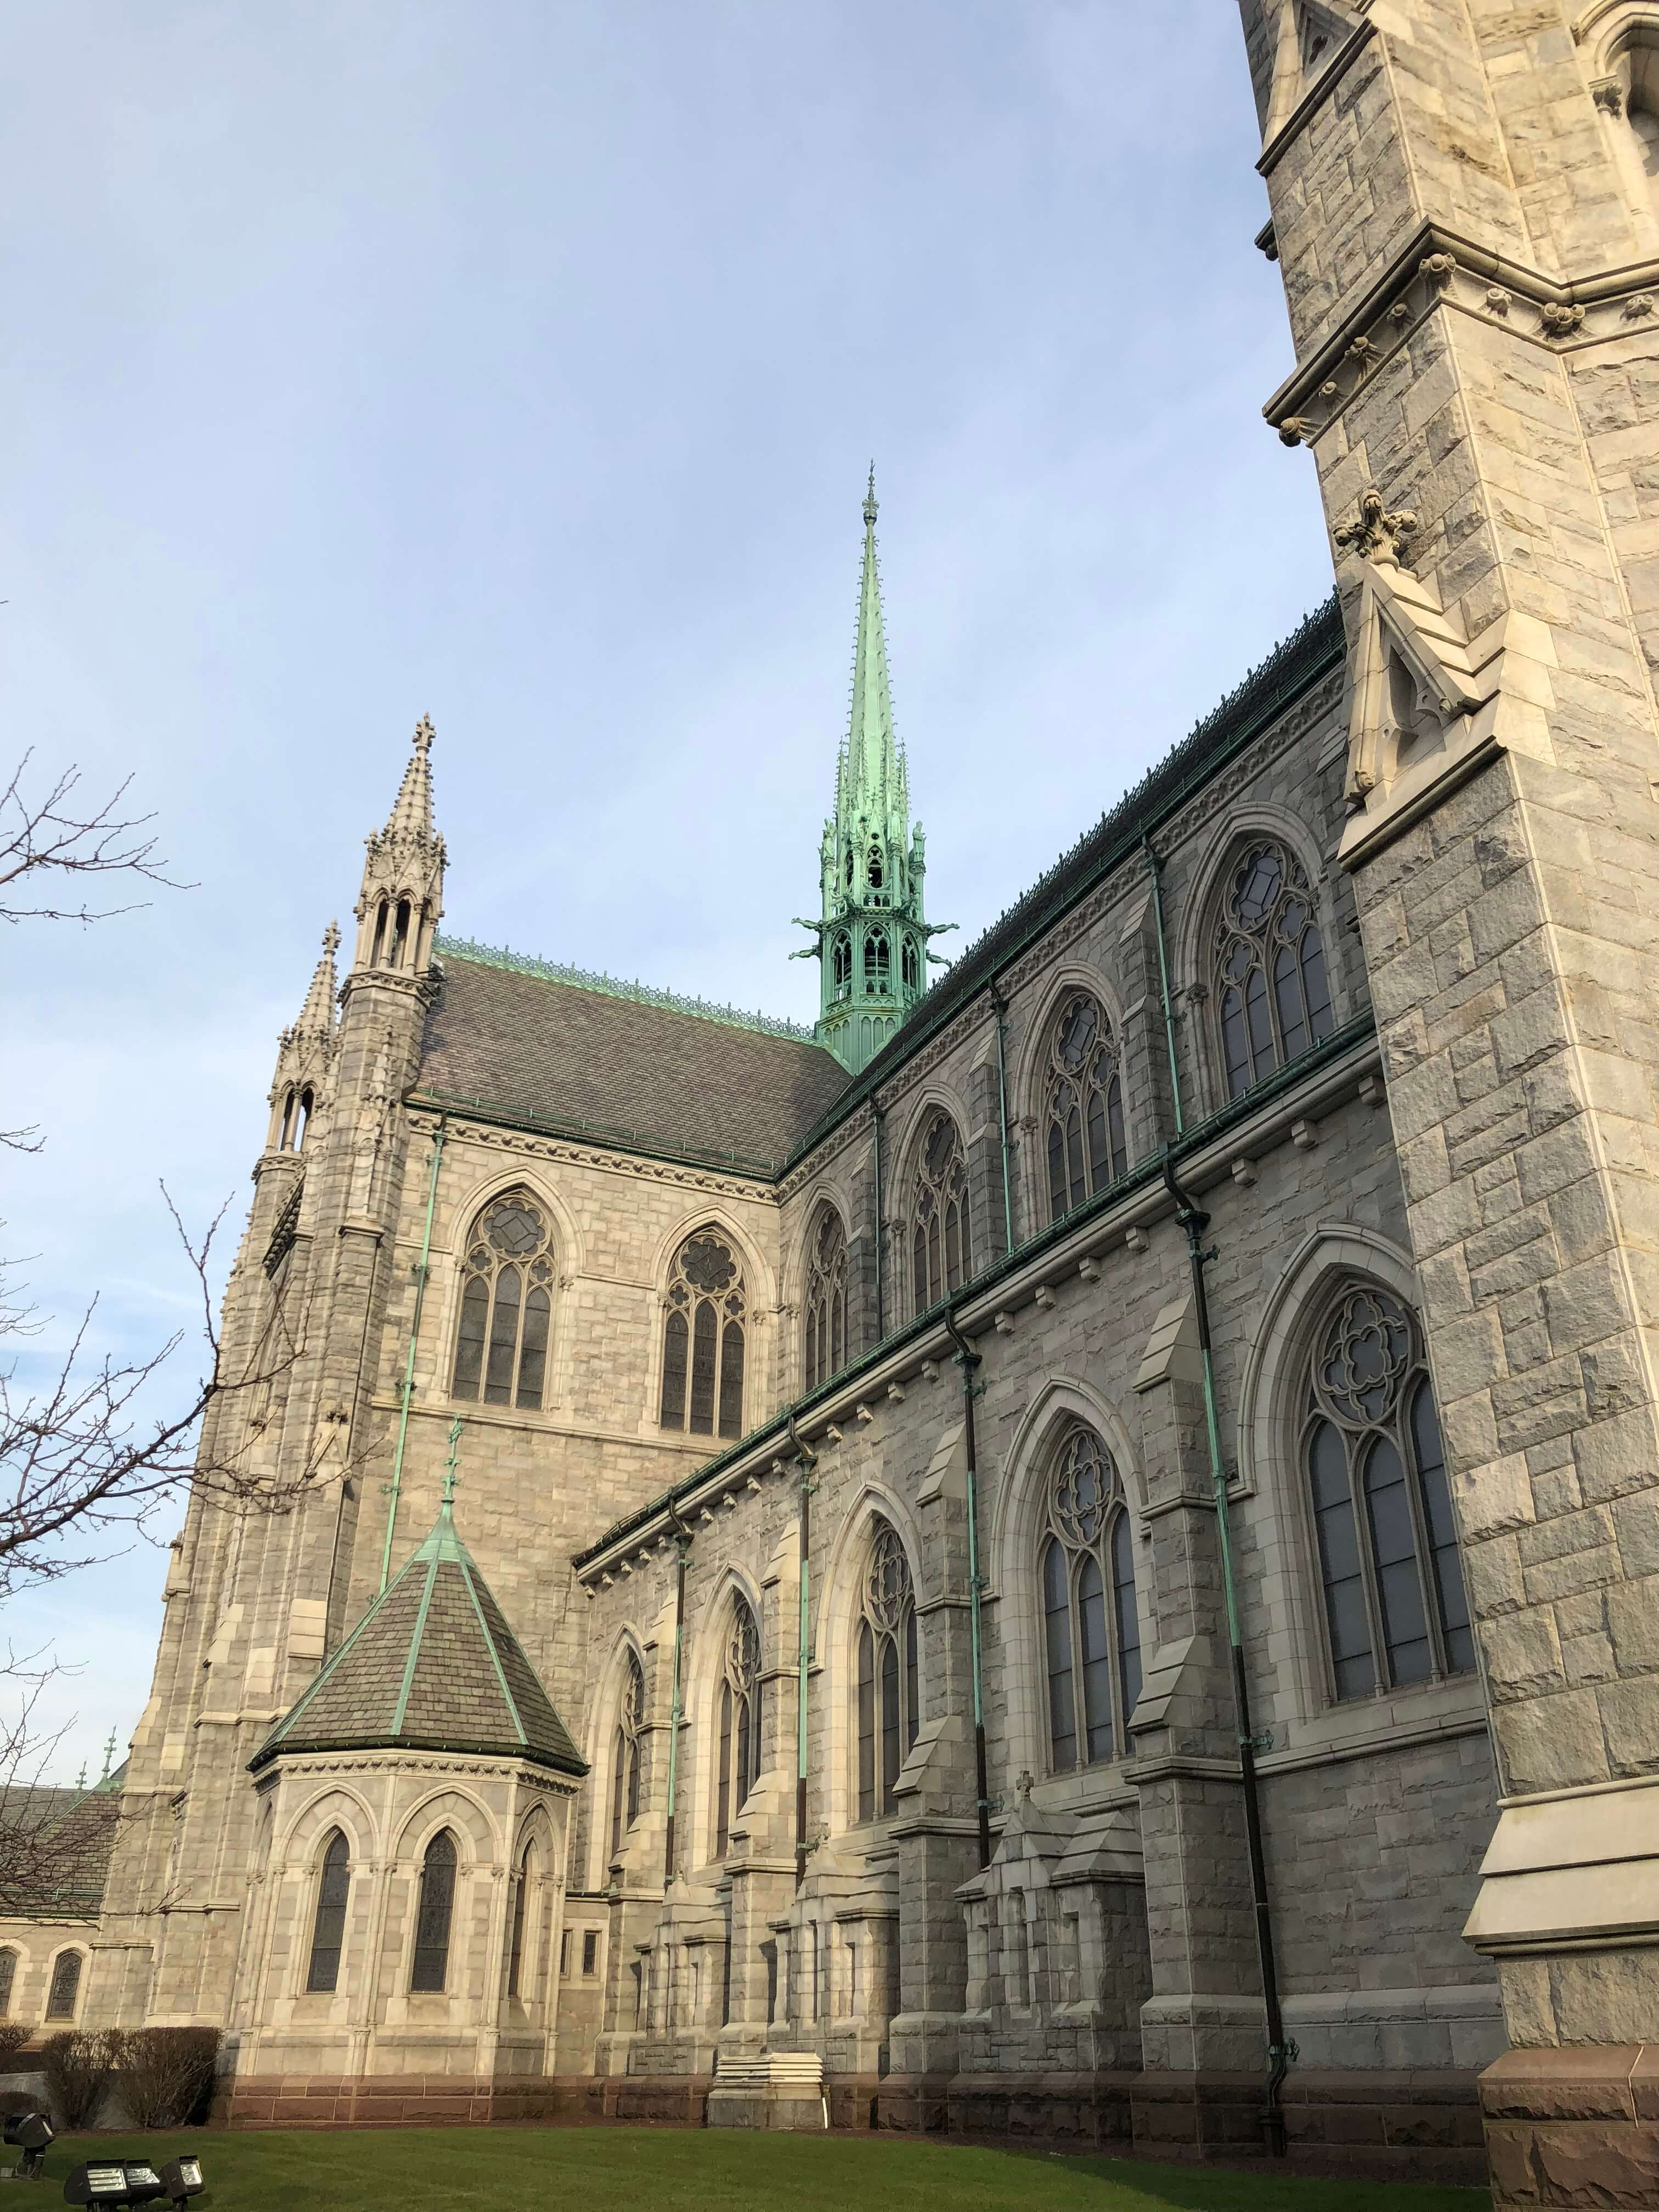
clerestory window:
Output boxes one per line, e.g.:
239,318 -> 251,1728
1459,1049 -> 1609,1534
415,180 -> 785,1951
1213,840 -> 1332,1099
660,1231 -> 747,1439
1043,990 -> 1127,1222
452,1190 -> 554,1410
911,1111 -> 970,1313
803,1205 -> 848,1393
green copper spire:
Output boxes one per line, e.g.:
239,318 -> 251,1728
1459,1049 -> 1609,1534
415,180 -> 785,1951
795,471 -> 952,1074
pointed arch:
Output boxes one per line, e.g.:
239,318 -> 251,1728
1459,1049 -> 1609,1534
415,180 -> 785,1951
800,1198 -> 850,1393
448,1184 -> 558,1410
817,1487 -> 926,1837
658,1223 -> 752,1440
891,1094 -> 971,1315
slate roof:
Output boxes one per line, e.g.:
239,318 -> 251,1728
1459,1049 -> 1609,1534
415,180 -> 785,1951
0,1767 -> 126,1920
414,953 -> 851,1177
250,1505 -> 586,1778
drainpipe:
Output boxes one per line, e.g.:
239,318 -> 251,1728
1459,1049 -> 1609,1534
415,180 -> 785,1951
872,1096 -> 886,1342
663,1499 -> 692,1889
943,1309 -> 992,1871
787,1412 -> 817,1889
989,985 -> 1014,1260
1160,1152 -> 1292,2155
379,1117 -> 447,1592
1143,837 -> 1186,1139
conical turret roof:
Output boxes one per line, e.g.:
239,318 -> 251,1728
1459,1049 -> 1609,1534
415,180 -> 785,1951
250,1499 -> 585,1777
281,924 -> 338,1051
383,713 -> 438,845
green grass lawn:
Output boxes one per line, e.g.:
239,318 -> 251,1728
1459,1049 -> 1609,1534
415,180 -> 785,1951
25,2124 -> 1489,2211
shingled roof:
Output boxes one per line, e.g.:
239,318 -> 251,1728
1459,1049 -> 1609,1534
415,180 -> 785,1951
250,1504 -> 586,1778
414,952 -> 851,1176
0,1771 -> 125,1920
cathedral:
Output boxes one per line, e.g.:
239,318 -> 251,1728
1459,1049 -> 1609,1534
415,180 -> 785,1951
11,5 -> 1659,2200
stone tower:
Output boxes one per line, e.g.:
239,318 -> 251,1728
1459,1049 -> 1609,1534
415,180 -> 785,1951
799,473 -> 944,1073
1240,3 -> 1659,2197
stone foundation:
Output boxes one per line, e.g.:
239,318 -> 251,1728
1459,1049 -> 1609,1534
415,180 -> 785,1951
1481,2048 -> 1659,2209
222,2063 -> 1486,2181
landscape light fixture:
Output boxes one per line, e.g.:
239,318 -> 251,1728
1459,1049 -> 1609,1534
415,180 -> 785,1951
156,2163 -> 204,2208
1,2112 -> 55,2182
60,2164 -> 166,2208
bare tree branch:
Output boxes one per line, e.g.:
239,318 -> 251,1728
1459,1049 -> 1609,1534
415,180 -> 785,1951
1,750 -> 189,926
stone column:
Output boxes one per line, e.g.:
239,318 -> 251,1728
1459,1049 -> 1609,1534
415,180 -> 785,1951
1242,3 -> 1659,2198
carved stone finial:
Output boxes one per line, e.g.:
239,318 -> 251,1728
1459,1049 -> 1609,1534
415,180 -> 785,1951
413,713 -> 436,755
322,921 -> 341,957
1334,487 -> 1418,569
863,461 -> 878,529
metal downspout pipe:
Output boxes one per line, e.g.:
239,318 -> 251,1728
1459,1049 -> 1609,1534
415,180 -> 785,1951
944,1309 -> 992,1871
1161,1152 -> 1293,2157
787,1412 -> 817,1888
990,985 -> 1014,1259
872,1096 -> 886,1342
379,1117 -> 447,1591
663,1497 -> 692,1889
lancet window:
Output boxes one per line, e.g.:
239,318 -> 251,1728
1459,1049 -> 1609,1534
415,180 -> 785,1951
1043,990 -> 1127,1222
1303,1283 -> 1472,1702
277,1086 -> 314,1153
305,1830 -> 351,1994
409,1830 -> 458,1993
803,1206 -> 848,1393
610,1650 -> 645,1864
506,1839 -> 535,1999
715,1594 -> 763,1858
864,926 -> 891,992
660,1231 -> 747,1439
1040,1425 -> 1142,1771
0,1949 -> 14,2016
911,1111 -> 970,1313
1213,840 -> 1332,1099
902,936 -> 920,994
452,1190 -> 554,1410
831,930 -> 852,1000
44,1951 -> 82,2023
856,1519 -> 919,1821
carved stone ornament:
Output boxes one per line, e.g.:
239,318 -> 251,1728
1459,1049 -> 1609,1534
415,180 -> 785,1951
1541,301 -> 1585,337
1485,286 -> 1511,316
1592,75 -> 1625,115
1418,251 -> 1456,289
1624,294 -> 1656,320
1334,487 -> 1418,570
1277,415 -> 1318,447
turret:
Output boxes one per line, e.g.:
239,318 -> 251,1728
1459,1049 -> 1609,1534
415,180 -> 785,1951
349,714 -> 445,985
795,473 -> 950,1074
264,924 -> 339,1156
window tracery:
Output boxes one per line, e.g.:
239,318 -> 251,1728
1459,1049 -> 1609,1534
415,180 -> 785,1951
911,1111 -> 969,1313
856,1519 -> 919,1821
831,930 -> 852,1000
660,1231 -> 747,1439
610,1650 -> 645,1864
1213,840 -> 1333,1098
44,1951 -> 81,2022
864,926 -> 891,992
305,1830 -> 350,1994
803,1206 -> 848,1393
1039,1425 -> 1142,1771
1302,1282 -> 1472,1702
902,936 -> 920,994
452,1190 -> 554,1410
1042,990 -> 1127,1222
715,1594 -> 762,1858
409,1829 -> 458,1992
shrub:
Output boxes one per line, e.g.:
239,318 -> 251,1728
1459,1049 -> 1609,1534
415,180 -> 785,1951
119,2027 -> 221,2130
41,2029 -> 126,2129
0,2021 -> 33,2068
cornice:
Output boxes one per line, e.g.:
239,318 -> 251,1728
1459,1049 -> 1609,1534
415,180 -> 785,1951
407,1105 -> 779,1204
1267,222 -> 1659,448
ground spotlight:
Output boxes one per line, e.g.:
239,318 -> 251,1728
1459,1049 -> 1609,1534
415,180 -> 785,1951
1,2112 -> 54,2183
61,2164 -> 166,2207
155,2162 -> 203,2208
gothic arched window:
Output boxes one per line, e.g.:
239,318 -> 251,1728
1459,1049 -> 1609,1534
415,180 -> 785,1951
1303,1282 -> 1472,1702
803,1206 -> 848,1393
0,1948 -> 14,2017
715,1595 -> 762,1859
506,1838 -> 536,1999
659,1231 -> 747,1439
856,1519 -> 919,1822
1043,990 -> 1127,1222
44,1951 -> 82,2022
911,1111 -> 970,1313
452,1189 -> 554,1410
867,841 -> 886,899
864,926 -> 891,992
306,1830 -> 351,1994
831,930 -> 852,1000
1213,840 -> 1332,1099
409,1830 -> 458,1992
610,1651 -> 645,1864
901,936 -> 920,995
1039,1426 -> 1142,1771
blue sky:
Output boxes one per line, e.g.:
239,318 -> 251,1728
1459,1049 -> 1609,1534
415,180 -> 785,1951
2,3 -> 1331,1782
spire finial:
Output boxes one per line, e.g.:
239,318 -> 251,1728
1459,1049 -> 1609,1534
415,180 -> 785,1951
442,1415 -> 462,1508
414,713 -> 436,756
863,461 -> 877,530
101,1728 -> 116,1781
322,921 -> 340,958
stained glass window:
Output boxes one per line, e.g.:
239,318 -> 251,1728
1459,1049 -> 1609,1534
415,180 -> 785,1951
1043,990 -> 1127,1223
409,1830 -> 457,1993
911,1112 -> 970,1314
1040,1426 -> 1142,1771
715,1595 -> 762,1858
1214,841 -> 1333,1099
855,1520 -> 919,1821
452,1190 -> 554,1410
661,1231 -> 747,1440
610,1650 -> 645,1865
305,1831 -> 350,1994
804,1206 -> 848,1392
